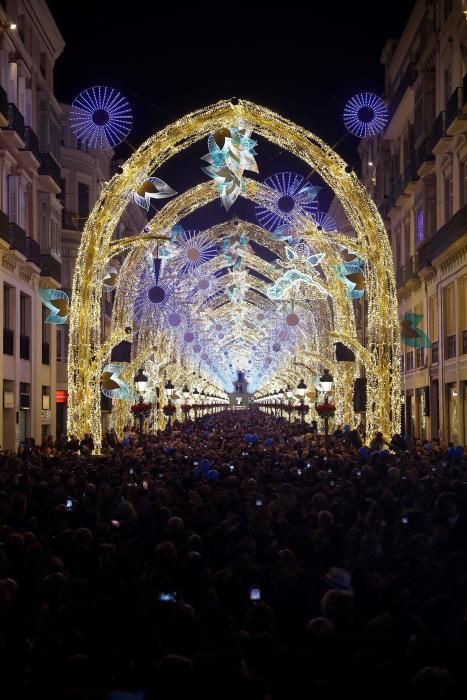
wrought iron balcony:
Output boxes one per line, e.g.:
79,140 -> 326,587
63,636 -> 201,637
418,201 -> 467,269
389,63 -> 416,117
416,137 -> 435,173
42,341 -> 50,365
40,254 -> 61,283
379,194 -> 396,219
22,126 -> 41,162
3,328 -> 14,356
395,256 -> 418,289
62,210 -> 84,231
403,158 -> 418,189
432,111 -> 448,145
8,222 -> 27,257
0,209 -> 9,246
0,85 -> 8,123
26,237 -> 41,268
20,335 -> 30,360
7,103 -> 25,142
39,152 -> 61,189
446,87 -> 467,134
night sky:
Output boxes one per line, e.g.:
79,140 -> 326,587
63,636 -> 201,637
47,0 -> 415,222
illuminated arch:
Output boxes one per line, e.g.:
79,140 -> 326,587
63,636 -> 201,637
68,99 -> 400,450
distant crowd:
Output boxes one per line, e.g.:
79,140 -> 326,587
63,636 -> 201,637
1,408 -> 466,699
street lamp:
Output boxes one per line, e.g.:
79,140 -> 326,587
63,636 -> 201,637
134,368 -> 148,440
286,384 -> 293,422
192,387 -> 199,419
320,369 -> 334,447
297,379 -> 307,424
277,388 -> 284,417
182,384 -> 190,422
164,379 -> 175,432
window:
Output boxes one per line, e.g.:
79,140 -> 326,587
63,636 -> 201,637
462,161 -> 467,206
444,173 -> 453,221
57,325 -> 69,363
444,0 -> 452,20
445,335 -> 456,359
39,52 -> 46,78
444,68 -> 452,105
403,218 -> 411,262
400,354 -> 405,374
4,285 -> 11,328
416,207 -> 424,244
406,351 -> 414,371
78,182 -> 90,220
18,15 -> 25,42
463,329 -> 467,355
432,341 -> 439,364
416,347 -> 425,367
20,294 -> 30,336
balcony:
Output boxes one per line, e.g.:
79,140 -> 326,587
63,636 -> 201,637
19,126 -> 41,166
446,87 -> 467,135
42,341 -> 50,365
20,335 -> 30,361
432,112 -> 452,154
0,209 -> 9,247
40,254 -> 61,284
5,103 -> 25,146
389,63 -> 416,117
26,237 -> 41,269
396,255 -> 419,289
62,210 -> 84,231
379,194 -> 396,219
418,201 -> 467,269
394,174 -> 409,206
0,85 -> 8,127
403,158 -> 418,192
416,137 -> 435,177
3,328 -> 14,356
8,222 -> 27,257
38,152 -> 61,193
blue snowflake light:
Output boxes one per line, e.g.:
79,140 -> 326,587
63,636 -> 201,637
255,172 -> 320,232
343,93 -> 388,138
70,86 -> 133,149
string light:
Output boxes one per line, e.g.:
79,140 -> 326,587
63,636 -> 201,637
68,99 -> 400,451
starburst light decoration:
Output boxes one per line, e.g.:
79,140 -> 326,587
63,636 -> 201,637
255,172 -> 320,232
70,86 -> 132,149
343,93 -> 389,138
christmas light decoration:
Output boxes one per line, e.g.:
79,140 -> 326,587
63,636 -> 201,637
133,177 -> 177,210
255,172 -> 320,232
343,92 -> 389,138
70,86 -> 132,149
101,363 -> 133,400
67,99 -> 400,451
37,289 -> 69,324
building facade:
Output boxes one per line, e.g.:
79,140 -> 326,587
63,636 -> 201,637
0,0 -> 63,451
359,0 -> 467,445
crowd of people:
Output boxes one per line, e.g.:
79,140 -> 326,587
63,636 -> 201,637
1,407 -> 467,699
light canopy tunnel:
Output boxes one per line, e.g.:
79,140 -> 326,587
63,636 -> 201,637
68,99 -> 400,451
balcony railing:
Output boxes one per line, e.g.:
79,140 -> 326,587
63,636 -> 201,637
39,152 -> 61,189
418,201 -> 467,269
389,63 -> 416,116
416,137 -> 435,171
379,194 -> 396,218
432,111 -> 447,145
0,208 -> 9,245
22,126 -> 41,162
26,237 -> 41,268
7,103 -> 25,142
3,328 -> 14,355
8,222 -> 27,257
396,256 -> 418,288
62,210 -> 85,231
403,158 -> 418,188
394,175 -> 404,200
42,341 -> 50,365
0,85 -> 8,122
40,254 -> 61,283
446,87 -> 464,129
19,335 -> 30,360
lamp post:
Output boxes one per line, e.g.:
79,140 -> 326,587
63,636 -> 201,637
165,379 -> 174,432
192,387 -> 199,419
297,378 -> 307,424
278,388 -> 284,417
200,390 -> 205,415
320,369 -> 334,447
134,368 -> 148,441
286,384 -> 293,422
182,384 -> 190,422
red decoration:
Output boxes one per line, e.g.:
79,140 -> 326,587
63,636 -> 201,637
315,403 -> 336,415
181,403 -> 191,413
163,403 -> 176,416
130,402 -> 152,414
295,404 -> 310,414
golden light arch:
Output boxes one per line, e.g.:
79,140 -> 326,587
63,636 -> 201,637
68,98 -> 400,450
